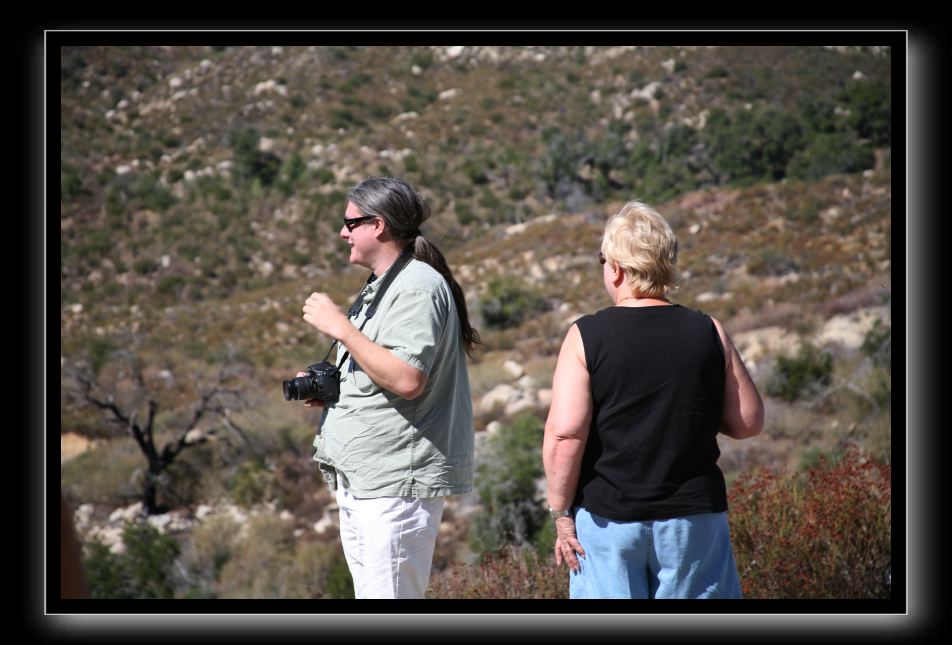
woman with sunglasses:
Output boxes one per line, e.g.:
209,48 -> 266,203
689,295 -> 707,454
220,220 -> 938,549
542,200 -> 764,599
299,176 -> 481,599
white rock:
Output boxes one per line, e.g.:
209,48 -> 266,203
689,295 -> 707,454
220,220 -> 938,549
147,514 -> 172,532
503,360 -> 524,380
94,526 -> 126,554
438,88 -> 459,101
480,383 -> 519,415
516,375 -> 538,390
815,306 -> 890,350
169,76 -> 183,89
70,303 -> 83,314
74,504 -> 95,533
411,65 -> 422,75
696,292 -> 731,303
445,46 -> 465,59
259,137 -> 275,152
689,223 -> 701,235
485,421 -> 502,435
732,326 -> 799,364
116,164 -> 131,175
505,395 -> 536,417
109,502 -> 143,524
313,506 -> 338,533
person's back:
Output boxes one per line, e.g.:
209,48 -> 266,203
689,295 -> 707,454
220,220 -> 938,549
575,304 -> 728,522
543,199 -> 763,598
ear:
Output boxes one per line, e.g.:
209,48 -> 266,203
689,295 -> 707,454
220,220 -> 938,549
372,216 -> 388,239
610,261 -> 626,288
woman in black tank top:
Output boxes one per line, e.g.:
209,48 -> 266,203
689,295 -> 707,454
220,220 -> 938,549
542,200 -> 765,599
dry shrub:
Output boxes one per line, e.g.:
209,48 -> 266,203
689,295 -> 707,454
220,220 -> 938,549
216,511 -> 341,599
728,445 -> 891,598
427,546 -> 567,599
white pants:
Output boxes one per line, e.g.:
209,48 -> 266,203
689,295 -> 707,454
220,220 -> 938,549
335,482 -> 445,599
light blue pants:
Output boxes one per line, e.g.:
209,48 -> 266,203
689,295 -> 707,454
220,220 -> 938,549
569,507 -> 743,599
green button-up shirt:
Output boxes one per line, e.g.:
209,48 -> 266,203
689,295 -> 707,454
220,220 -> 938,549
312,258 -> 474,498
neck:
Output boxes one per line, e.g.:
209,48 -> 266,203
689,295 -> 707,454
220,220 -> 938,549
371,244 -> 406,276
616,293 -> 670,307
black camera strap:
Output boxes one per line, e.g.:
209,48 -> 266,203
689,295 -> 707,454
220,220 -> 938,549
323,247 -> 415,371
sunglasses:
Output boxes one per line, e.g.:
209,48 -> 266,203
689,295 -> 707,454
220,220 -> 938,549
598,251 -> 607,265
343,215 -> 378,231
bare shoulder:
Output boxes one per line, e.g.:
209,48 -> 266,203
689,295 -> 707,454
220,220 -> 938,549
560,322 -> 588,366
708,315 -> 732,368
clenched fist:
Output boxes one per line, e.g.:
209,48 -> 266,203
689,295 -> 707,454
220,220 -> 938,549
302,292 -> 351,341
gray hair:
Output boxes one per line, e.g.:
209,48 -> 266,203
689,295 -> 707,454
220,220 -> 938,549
347,176 -> 428,242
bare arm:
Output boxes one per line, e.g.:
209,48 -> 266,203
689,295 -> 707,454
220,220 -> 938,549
543,324 -> 593,571
711,316 -> 765,439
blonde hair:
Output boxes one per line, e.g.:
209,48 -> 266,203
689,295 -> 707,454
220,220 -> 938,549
601,200 -> 679,298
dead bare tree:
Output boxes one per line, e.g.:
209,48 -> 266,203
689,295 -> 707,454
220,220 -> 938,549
68,344 -> 253,515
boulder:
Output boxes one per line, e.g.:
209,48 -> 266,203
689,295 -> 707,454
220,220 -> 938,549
480,383 -> 519,415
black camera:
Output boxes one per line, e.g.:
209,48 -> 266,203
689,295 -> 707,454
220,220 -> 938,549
283,362 -> 340,403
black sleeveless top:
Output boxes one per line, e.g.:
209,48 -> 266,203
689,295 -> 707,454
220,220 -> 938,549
574,304 -> 728,521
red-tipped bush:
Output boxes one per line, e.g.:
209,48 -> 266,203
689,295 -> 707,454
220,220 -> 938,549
728,445 -> 891,598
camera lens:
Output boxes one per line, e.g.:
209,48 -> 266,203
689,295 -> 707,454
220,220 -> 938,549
282,379 -> 297,401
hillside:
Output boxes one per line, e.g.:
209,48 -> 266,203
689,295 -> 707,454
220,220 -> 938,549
59,44 -> 892,599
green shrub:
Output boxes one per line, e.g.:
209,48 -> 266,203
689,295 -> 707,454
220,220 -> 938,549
786,132 -> 875,181
230,127 -> 282,186
728,446 -> 890,598
178,513 -> 240,597
766,342 -> 834,402
702,107 -> 805,184
841,79 -> 891,146
83,520 -> 181,599
410,49 -> 434,70
470,412 -> 547,554
479,277 -> 550,330
228,459 -> 272,507
323,549 -> 356,599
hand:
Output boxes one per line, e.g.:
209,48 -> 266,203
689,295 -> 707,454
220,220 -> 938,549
302,292 -> 351,341
296,371 -> 325,408
553,515 -> 585,573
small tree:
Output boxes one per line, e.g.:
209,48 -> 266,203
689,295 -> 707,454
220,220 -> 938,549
66,340 -> 252,514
